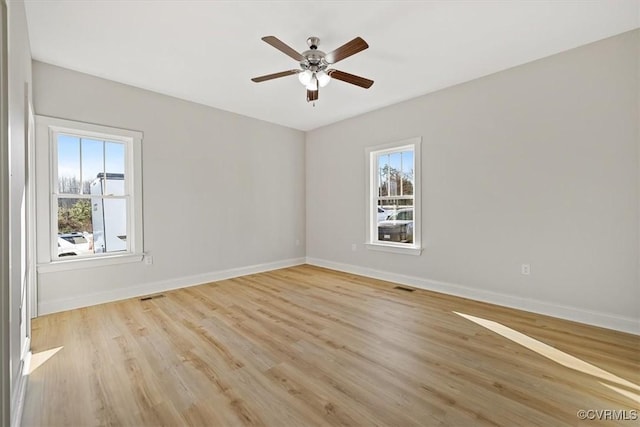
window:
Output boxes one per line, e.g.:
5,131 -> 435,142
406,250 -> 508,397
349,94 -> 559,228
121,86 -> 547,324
366,137 -> 421,255
36,116 -> 143,270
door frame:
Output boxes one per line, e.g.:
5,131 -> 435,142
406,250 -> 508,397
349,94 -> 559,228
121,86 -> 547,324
21,90 -> 34,364
0,0 -> 11,425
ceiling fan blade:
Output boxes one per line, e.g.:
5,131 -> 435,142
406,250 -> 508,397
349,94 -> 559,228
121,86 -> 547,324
307,89 -> 319,102
251,70 -> 300,83
262,36 -> 304,61
327,70 -> 374,89
324,37 -> 369,64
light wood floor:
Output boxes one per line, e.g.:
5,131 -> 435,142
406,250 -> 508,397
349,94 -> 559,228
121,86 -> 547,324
23,265 -> 639,426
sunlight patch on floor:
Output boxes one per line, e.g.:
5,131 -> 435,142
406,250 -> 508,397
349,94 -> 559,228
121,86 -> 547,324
454,312 -> 640,398
26,346 -> 63,375
600,382 -> 640,404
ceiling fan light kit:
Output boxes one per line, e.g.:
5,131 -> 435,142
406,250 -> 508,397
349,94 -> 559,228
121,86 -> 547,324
251,35 -> 374,103
298,70 -> 313,85
316,70 -> 331,87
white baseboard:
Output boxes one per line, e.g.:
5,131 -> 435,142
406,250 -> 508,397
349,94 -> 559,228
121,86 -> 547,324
38,257 -> 306,315
10,342 -> 30,427
37,255 -> 639,335
306,257 -> 640,335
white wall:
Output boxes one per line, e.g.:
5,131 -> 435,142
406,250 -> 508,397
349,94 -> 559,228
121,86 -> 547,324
3,0 -> 32,423
32,61 -> 306,314
306,30 -> 640,333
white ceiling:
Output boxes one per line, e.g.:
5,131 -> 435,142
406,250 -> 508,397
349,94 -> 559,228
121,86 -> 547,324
24,1 -> 639,131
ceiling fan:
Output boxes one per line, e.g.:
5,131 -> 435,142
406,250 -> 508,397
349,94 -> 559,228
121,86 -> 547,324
251,36 -> 374,103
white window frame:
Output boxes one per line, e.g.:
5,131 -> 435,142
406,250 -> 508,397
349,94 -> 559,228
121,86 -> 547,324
36,116 -> 144,272
365,137 -> 422,255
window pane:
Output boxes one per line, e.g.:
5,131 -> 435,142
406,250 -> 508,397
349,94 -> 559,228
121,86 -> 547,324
376,205 -> 388,224
388,152 -> 401,196
378,154 -> 390,197
376,151 -> 412,197
374,149 -> 414,244
105,142 -> 125,195
57,198 -> 94,257
377,205 -> 414,244
401,151 -> 414,196
57,135 -> 81,194
93,173 -> 126,197
91,197 -> 127,254
81,138 -> 104,194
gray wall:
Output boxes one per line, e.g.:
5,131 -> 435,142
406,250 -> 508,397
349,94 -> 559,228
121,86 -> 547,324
306,30 -> 639,332
33,61 -> 305,313
31,30 -> 640,333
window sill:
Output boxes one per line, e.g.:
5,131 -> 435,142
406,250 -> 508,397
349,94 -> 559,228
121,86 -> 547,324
365,242 -> 422,256
37,253 -> 144,273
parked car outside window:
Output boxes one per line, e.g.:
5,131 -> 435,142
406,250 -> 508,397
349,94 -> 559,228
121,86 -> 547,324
377,208 -> 414,243
58,232 -> 94,257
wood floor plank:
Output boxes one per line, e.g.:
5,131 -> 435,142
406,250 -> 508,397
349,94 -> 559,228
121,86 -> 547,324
22,265 -> 639,426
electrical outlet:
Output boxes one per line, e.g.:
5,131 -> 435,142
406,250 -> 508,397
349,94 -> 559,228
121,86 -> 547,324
521,264 -> 530,275
351,243 -> 357,252
145,255 -> 153,265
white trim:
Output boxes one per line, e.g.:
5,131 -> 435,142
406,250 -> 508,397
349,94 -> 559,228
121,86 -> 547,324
38,257 -> 306,315
305,257 -> 640,335
9,370 -> 25,427
9,347 -> 27,427
0,1 -> 10,425
37,253 -> 143,273
366,137 -> 422,253
26,101 -> 36,318
35,115 -> 144,267
35,115 -> 142,141
365,242 -> 422,255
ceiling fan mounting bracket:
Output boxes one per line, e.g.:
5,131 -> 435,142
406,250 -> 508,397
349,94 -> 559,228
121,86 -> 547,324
307,36 -> 320,49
